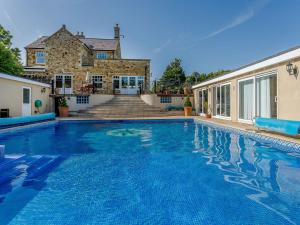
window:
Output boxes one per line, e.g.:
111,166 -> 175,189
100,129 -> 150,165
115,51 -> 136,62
23,88 -> 30,104
160,96 -> 172,103
76,96 -> 89,104
55,75 -> 73,94
96,52 -> 108,59
91,75 -> 103,89
113,76 -> 120,89
35,51 -> 45,64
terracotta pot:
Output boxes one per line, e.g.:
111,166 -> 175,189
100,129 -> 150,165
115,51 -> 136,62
184,107 -> 193,116
205,114 -> 212,119
59,106 -> 69,117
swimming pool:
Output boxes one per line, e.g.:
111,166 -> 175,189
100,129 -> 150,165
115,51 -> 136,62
0,119 -> 300,224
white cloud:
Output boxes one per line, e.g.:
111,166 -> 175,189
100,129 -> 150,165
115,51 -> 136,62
202,10 -> 255,40
183,0 -> 272,49
153,39 -> 172,54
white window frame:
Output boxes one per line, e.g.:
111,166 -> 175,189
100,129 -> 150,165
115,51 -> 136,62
237,71 -> 278,124
35,51 -> 45,64
212,82 -> 231,120
96,52 -> 108,59
55,74 -> 73,94
90,75 -> 103,89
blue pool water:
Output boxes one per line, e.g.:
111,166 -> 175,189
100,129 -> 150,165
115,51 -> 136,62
0,120 -> 300,225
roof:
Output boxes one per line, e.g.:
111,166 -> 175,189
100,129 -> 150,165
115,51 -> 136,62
25,36 -> 118,51
192,45 -> 300,89
80,38 -> 118,51
25,36 -> 48,49
0,73 -> 51,87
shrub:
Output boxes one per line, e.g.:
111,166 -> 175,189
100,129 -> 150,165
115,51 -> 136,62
58,96 -> 68,107
183,97 -> 192,107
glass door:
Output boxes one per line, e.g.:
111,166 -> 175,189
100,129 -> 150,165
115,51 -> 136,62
198,89 -> 208,115
238,78 -> 254,121
256,74 -> 277,118
213,84 -> 230,118
199,90 -> 203,114
203,89 -> 208,114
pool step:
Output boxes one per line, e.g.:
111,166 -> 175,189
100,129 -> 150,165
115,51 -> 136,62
0,155 -> 65,203
24,156 -> 64,183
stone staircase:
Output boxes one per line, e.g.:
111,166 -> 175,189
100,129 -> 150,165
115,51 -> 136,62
74,95 -> 182,118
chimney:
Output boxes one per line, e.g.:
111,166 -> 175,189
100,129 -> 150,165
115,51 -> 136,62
75,31 -> 85,38
114,24 -> 120,39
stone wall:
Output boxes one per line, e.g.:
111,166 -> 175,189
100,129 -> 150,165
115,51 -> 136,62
141,94 -> 194,109
26,49 -> 45,67
23,26 -> 150,95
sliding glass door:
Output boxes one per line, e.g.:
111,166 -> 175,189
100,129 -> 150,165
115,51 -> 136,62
199,89 -> 208,115
238,73 -> 277,122
213,83 -> 230,118
256,74 -> 277,118
239,79 -> 254,121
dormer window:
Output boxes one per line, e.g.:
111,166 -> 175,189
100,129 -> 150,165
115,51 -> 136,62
35,51 -> 45,64
96,52 -> 108,59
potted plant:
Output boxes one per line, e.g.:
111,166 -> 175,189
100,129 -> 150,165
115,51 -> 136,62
183,96 -> 193,116
58,96 -> 69,117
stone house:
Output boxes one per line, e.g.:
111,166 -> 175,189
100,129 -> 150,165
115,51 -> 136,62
23,24 -> 150,109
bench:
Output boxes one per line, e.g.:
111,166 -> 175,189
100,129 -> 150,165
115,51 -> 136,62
255,117 -> 300,136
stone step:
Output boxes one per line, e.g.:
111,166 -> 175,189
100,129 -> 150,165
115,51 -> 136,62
76,95 -> 182,118
74,113 -> 183,118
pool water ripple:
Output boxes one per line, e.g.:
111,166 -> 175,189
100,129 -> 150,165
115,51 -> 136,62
0,120 -> 299,224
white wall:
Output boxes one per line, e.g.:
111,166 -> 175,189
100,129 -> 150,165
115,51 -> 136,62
0,77 -> 53,117
67,94 -> 114,111
141,94 -> 194,109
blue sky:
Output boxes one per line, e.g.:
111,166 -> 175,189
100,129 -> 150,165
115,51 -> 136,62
1,0 -> 300,80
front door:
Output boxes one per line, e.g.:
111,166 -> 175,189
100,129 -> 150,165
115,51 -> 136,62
22,87 -> 31,116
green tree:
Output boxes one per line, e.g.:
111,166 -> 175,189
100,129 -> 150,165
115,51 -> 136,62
0,25 -> 23,75
158,58 -> 186,93
186,69 -> 232,86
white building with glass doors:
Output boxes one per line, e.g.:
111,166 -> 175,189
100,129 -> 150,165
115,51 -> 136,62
193,45 -> 300,123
